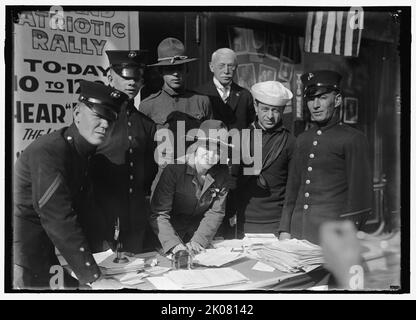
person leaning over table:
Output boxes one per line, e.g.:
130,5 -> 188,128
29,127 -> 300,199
278,70 -> 373,244
149,120 -> 231,254
13,81 -> 128,289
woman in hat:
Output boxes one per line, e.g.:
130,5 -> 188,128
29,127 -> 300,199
149,120 -> 231,254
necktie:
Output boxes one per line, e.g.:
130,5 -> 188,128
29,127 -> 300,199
219,86 -> 230,103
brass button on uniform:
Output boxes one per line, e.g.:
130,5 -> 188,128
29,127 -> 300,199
308,167 -> 312,172
130,162 -> 134,167
305,192 -> 310,198
313,141 -> 318,146
306,179 -> 311,184
85,262 -> 91,267
129,148 -> 133,154
317,130 -> 322,135
129,188 -> 133,194
79,247 -> 85,252
309,153 -> 315,159
304,204 -> 309,210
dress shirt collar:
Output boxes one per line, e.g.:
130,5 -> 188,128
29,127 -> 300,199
213,77 -> 231,100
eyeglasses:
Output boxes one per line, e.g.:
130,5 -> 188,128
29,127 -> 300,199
217,64 -> 237,71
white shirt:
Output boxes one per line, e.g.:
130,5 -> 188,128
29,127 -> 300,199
213,77 -> 231,102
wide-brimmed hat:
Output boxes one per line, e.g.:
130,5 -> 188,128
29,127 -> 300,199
186,120 -> 234,149
251,81 -> 293,106
148,37 -> 198,67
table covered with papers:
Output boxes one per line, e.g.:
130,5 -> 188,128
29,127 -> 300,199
78,235 -> 331,290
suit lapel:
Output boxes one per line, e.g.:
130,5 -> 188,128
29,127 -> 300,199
200,173 -> 215,198
228,83 -> 241,111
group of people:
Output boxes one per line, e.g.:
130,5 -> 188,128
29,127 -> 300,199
13,36 -> 373,290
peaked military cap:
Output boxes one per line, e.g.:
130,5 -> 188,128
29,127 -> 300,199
78,80 -> 128,121
301,70 -> 342,98
106,50 -> 149,79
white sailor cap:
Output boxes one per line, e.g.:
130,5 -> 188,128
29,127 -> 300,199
251,81 -> 293,107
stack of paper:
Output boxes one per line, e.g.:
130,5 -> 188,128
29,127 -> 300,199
193,248 -> 244,267
164,268 -> 249,289
254,239 -> 324,273
93,249 -> 146,276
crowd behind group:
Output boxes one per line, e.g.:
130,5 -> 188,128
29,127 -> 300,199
13,37 -> 373,289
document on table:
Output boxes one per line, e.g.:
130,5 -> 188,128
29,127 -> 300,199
165,268 -> 249,289
148,276 -> 182,290
254,239 -> 324,273
193,248 -> 244,267
92,249 -> 146,275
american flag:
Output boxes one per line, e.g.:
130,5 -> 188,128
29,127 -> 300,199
304,10 -> 364,57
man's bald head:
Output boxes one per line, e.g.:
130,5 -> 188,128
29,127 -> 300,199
209,48 -> 238,86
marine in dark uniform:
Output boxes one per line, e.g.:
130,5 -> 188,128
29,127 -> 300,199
89,50 -> 159,254
236,81 -> 295,236
279,70 -> 373,244
13,81 -> 127,289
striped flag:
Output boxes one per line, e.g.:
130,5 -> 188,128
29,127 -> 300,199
304,10 -> 364,57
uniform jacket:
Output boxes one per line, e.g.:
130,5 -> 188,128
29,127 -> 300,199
89,101 -> 158,253
150,160 -> 229,253
195,80 -> 255,130
13,124 -> 101,286
279,116 -> 373,244
139,84 -> 212,128
236,122 -> 295,233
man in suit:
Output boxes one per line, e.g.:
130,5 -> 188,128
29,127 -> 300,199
195,48 -> 255,238
195,48 -> 255,131
88,50 -> 158,254
13,81 -> 127,289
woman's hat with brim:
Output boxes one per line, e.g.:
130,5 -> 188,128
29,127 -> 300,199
148,37 -> 198,67
186,120 -> 234,149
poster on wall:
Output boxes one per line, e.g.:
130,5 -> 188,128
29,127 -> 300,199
13,9 -> 140,160
278,56 -> 294,82
236,63 -> 256,90
343,97 -> 359,123
258,64 -> 276,82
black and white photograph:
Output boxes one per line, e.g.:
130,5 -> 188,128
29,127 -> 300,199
1,3 -> 411,303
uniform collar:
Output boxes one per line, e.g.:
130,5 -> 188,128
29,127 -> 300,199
312,109 -> 341,132
65,123 -> 97,158
162,83 -> 185,97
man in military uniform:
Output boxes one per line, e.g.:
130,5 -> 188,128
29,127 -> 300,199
13,81 -> 128,289
279,70 -> 372,244
140,37 -> 212,128
88,50 -> 158,254
140,38 -> 213,191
